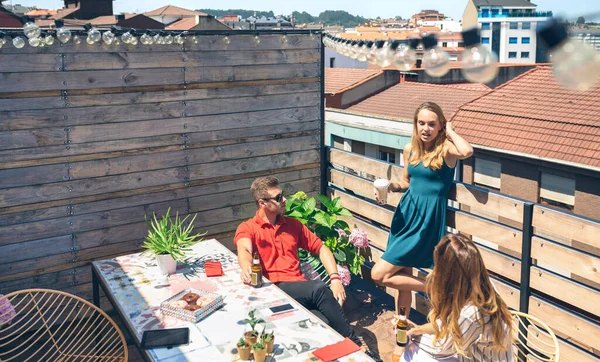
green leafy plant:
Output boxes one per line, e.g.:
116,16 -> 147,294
260,328 -> 274,342
285,192 -> 365,275
252,341 -> 265,351
242,309 -> 266,334
141,208 -> 207,262
237,337 -> 249,348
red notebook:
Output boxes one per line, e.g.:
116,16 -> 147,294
311,337 -> 361,362
204,260 -> 223,277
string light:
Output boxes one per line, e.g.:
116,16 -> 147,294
140,32 -> 153,45
28,36 -> 41,47
223,33 -> 231,45
84,24 -> 101,45
12,35 -> 25,49
73,34 -> 81,45
461,27 -> 499,83
394,38 -> 418,71
23,20 -> 41,39
421,34 -> 450,77
280,34 -> 288,44
252,33 -> 261,45
164,33 -> 174,45
538,18 -> 600,91
102,26 -> 117,45
43,33 -> 54,46
55,20 -> 71,44
0,32 -> 6,48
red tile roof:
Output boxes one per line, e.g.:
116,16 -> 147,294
25,9 -> 57,17
144,5 -> 207,17
325,68 -> 382,94
50,7 -> 79,20
346,82 -> 488,120
165,17 -> 196,30
452,66 -> 600,168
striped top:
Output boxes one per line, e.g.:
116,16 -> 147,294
412,305 -> 514,362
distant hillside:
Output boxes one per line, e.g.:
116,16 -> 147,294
198,8 -> 367,27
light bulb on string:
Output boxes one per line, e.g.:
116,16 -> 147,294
153,32 -> 163,45
421,34 -> 450,77
23,19 -> 41,39
12,35 -> 25,49
130,36 -> 138,45
73,34 -> 81,45
367,41 -> 380,64
538,18 -> 600,91
84,23 -> 101,44
223,33 -> 231,45
192,35 -> 198,44
121,28 -> 135,44
28,36 -> 41,47
377,40 -> 398,68
0,32 -> 6,48
356,41 -> 368,62
349,40 -> 360,60
252,33 -> 261,45
174,32 -> 185,45
164,33 -> 174,44
44,32 -> 55,46
140,32 -> 153,45
460,27 -> 499,83
309,30 -> 315,40
102,26 -> 117,45
54,20 -> 71,43
394,38 -> 418,71
280,34 -> 288,44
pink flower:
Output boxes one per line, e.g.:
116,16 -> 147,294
336,265 -> 351,286
0,295 -> 16,326
336,228 -> 348,238
349,228 -> 369,248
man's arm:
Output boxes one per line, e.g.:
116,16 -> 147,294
237,237 -> 253,284
318,245 -> 346,304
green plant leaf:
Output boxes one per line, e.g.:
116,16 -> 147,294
337,208 -> 353,217
302,197 -> 316,213
317,194 -> 333,210
313,212 -> 330,227
333,249 -> 346,262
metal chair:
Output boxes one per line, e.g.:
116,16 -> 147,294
0,288 -> 128,361
511,310 -> 559,362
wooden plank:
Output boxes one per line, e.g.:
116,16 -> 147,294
532,205 -> 600,257
186,63 -> 319,84
528,296 -> 600,353
530,266 -> 599,321
0,234 -> 74,262
328,148 -> 403,181
554,338 -> 600,362
329,168 -> 403,207
531,236 -> 600,289
478,246 -> 521,283
0,54 -> 61,72
0,128 -> 65,150
0,34 -> 320,54
329,188 -> 393,227
491,277 -> 520,310
0,163 -> 68,188
0,265 -> 91,295
339,216 -> 389,251
0,92 -> 319,131
0,163 -> 318,215
451,183 -> 524,224
63,49 -> 320,70
0,68 -> 185,93
447,209 -> 523,256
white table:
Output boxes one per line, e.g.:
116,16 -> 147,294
92,239 -> 373,361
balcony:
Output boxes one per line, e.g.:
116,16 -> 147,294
478,10 -> 553,18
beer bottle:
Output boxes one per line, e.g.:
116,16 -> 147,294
250,252 -> 263,288
396,306 -> 408,347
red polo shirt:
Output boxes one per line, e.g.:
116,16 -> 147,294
234,212 -> 323,283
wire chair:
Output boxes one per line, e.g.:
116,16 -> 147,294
299,249 -> 331,286
511,311 -> 559,362
0,288 -> 128,361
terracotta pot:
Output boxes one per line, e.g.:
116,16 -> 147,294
156,254 -> 177,275
244,331 -> 257,345
237,345 -> 251,360
253,348 -> 267,362
264,337 -> 275,354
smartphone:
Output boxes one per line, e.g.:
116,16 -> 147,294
141,328 -> 190,349
268,303 -> 296,315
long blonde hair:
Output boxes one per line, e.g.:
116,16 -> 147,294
409,102 -> 447,170
426,234 -> 513,356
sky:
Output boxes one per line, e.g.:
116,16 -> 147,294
9,0 -> 600,22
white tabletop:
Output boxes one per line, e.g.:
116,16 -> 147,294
92,238 -> 373,362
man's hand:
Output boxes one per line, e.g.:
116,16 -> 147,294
330,279 -> 346,305
240,264 -> 252,284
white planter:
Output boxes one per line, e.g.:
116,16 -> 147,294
157,254 -> 177,275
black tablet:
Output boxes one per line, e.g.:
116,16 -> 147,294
141,328 -> 190,349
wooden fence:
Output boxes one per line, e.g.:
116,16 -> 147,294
0,33 -> 323,307
327,147 -> 600,362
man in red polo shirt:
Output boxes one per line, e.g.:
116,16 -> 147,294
235,177 -> 381,360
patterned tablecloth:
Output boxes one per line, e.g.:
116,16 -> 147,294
92,239 -> 373,362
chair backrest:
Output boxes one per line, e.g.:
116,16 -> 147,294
511,310 -> 559,362
299,250 -> 331,286
0,288 -> 128,361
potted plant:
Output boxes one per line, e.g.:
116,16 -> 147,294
141,208 -> 206,275
236,337 -> 251,360
242,309 -> 265,345
260,328 -> 275,354
252,341 -> 267,362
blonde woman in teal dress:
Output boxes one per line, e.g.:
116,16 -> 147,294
371,102 -> 473,362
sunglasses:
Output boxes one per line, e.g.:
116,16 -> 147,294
262,192 -> 284,203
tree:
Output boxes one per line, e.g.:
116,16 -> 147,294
576,16 -> 585,24
395,15 -> 403,20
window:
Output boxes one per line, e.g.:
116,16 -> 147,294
329,57 -> 335,68
508,52 -> 517,58
442,42 -> 448,47
522,37 -> 530,44
522,22 -> 531,29
510,22 -> 518,29
491,9 -> 499,16
474,158 -> 501,190
482,37 -> 490,45
481,22 -> 490,30
521,51 -> 530,58
509,37 -> 518,44
379,146 -> 397,164
540,173 -> 575,211
458,42 -> 465,47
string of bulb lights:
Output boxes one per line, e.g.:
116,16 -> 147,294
0,19 -> 317,49
324,18 -> 600,91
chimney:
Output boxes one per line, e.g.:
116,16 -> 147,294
195,14 -> 199,25
115,14 -> 125,21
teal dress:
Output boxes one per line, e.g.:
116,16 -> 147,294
382,159 -> 454,268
